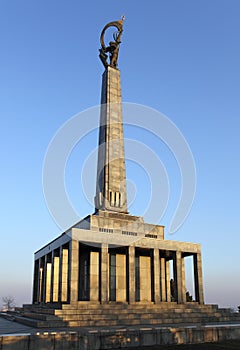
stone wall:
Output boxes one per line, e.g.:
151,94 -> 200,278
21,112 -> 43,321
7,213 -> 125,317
1,325 -> 240,350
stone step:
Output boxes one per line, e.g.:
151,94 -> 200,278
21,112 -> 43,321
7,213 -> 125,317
62,305 -> 218,313
22,312 -> 61,321
14,307 -> 24,313
11,314 -> 68,328
63,309 -> 238,319
65,316 -> 217,328
13,310 -> 240,329
55,309 -> 226,320
14,302 -> 240,329
20,307 -> 219,318
13,313 -> 211,329
20,305 -> 228,320
22,303 -> 62,310
59,312 -> 222,322
27,308 -> 56,315
21,305 -> 237,317
55,308 -> 223,318
70,308 -> 213,316
53,307 -> 223,317
21,302 -> 220,314
60,302 -> 218,311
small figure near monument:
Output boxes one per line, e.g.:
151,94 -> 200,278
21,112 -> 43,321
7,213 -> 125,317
99,16 -> 124,69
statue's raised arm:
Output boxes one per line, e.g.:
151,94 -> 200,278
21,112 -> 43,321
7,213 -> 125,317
99,16 -> 124,69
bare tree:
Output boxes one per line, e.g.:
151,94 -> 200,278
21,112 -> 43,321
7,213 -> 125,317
2,296 -> 15,311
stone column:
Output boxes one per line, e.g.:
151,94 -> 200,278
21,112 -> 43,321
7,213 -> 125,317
165,260 -> 171,302
194,253 -> 204,304
116,254 -> 126,302
70,240 -> 79,302
61,248 -> 69,302
128,246 -> 135,304
153,249 -> 160,303
50,252 -> 54,303
160,256 -> 166,302
52,254 -> 60,303
32,259 -> 39,303
140,256 -> 151,302
42,255 -> 47,303
45,260 -> 52,303
181,255 -> 186,303
174,251 -> 182,303
174,251 -> 186,304
90,251 -> 99,301
58,247 -> 63,303
101,244 -> 109,303
38,258 -> 44,303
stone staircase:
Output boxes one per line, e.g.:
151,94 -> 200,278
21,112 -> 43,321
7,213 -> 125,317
10,302 -> 240,329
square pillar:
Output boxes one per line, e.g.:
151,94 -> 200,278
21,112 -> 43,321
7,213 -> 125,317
50,252 -> 54,303
128,246 -> 135,303
32,259 -> 39,303
109,253 -> 116,301
61,247 -> 69,302
90,251 -> 99,301
139,255 -> 151,302
101,244 -> 109,303
174,251 -> 185,303
116,254 -> 126,302
70,240 -> 79,302
153,249 -> 160,303
42,255 -> 47,303
45,261 -> 52,303
165,260 -> 171,302
52,254 -> 60,302
38,258 -> 44,303
194,253 -> 204,304
181,255 -> 186,303
58,247 -> 63,302
160,256 -> 166,302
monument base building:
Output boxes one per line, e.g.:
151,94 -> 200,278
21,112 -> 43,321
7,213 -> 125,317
32,209 -> 204,307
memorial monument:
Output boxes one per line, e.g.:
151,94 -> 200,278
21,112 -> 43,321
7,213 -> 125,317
15,19 -> 239,330
32,17 -> 204,309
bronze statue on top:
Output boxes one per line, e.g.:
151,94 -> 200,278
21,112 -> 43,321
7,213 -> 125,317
99,16 -> 124,69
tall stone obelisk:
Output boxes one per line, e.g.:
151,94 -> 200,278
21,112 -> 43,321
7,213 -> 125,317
95,18 -> 128,213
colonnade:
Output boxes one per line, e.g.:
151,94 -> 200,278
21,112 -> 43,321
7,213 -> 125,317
32,241 -> 204,305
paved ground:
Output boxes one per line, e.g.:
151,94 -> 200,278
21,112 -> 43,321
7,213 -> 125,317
0,317 -> 37,335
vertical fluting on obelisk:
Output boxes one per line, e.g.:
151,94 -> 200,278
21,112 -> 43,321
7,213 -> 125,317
95,18 -> 128,213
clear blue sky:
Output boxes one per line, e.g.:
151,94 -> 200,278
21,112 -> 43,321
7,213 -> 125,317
0,0 -> 239,309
